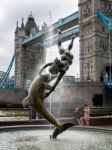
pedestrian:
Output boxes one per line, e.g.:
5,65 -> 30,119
83,104 -> 90,126
75,105 -> 84,126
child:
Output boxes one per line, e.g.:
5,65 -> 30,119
75,106 -> 84,126
83,104 -> 90,126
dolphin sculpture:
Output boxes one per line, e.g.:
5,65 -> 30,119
39,32 -> 75,98
22,73 -> 74,138
22,73 -> 63,129
22,31 -> 76,138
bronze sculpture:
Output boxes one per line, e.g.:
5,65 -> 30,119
40,31 -> 75,98
22,30 -> 76,138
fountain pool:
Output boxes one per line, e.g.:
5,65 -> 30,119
0,127 -> 112,150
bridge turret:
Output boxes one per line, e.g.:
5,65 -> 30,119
15,13 -> 46,89
15,18 -> 25,50
41,22 -> 47,31
15,21 -> 19,34
21,18 -> 25,29
25,13 -> 39,36
14,18 -> 26,89
78,0 -> 112,82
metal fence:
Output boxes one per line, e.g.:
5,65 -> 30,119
0,107 -> 112,122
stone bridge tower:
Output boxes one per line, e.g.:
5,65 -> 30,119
78,0 -> 112,82
15,14 -> 46,89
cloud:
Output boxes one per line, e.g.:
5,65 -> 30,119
0,0 -> 79,76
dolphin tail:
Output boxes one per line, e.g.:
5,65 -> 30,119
52,123 -> 76,138
22,96 -> 30,107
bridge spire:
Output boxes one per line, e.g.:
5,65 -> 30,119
21,18 -> 24,29
29,11 -> 34,19
15,21 -> 19,33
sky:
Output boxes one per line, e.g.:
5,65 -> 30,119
0,0 -> 79,77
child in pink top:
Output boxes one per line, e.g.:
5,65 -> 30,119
83,104 -> 90,126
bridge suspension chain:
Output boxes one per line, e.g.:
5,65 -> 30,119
0,54 -> 15,89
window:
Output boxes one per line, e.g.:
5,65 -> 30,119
30,53 -> 35,60
88,45 -> 90,52
102,27 -> 105,32
91,65 -> 93,74
84,66 -> 86,75
87,62 -> 90,69
26,65 -> 31,71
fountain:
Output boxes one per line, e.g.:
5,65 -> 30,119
22,30 -> 76,138
0,126 -> 112,150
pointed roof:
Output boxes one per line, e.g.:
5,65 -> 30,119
21,18 -> 24,29
15,21 -> 19,33
25,13 -> 39,36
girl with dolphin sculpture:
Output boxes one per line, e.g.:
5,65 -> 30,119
22,30 -> 76,138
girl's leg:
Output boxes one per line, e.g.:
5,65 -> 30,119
86,120 -> 89,126
80,117 -> 84,126
77,119 -> 81,126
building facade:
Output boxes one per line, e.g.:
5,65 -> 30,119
15,14 -> 46,89
79,0 -> 112,82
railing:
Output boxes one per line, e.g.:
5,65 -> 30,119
0,87 -> 15,90
51,11 -> 79,29
61,11 -> 78,26
0,108 -> 30,121
0,107 -> 112,122
22,30 -> 44,45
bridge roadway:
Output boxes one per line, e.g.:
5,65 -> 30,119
42,26 -> 79,48
22,11 -> 79,47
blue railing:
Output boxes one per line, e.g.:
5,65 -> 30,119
98,10 -> 112,31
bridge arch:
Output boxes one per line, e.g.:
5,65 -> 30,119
100,63 -> 112,83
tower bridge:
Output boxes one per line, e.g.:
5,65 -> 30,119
22,26 -> 79,48
14,10 -> 80,89
16,0 -> 112,90
0,10 -> 80,89
22,11 -> 79,46
0,0 -> 112,107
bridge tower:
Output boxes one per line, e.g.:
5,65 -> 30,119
15,14 -> 46,89
79,0 -> 112,82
